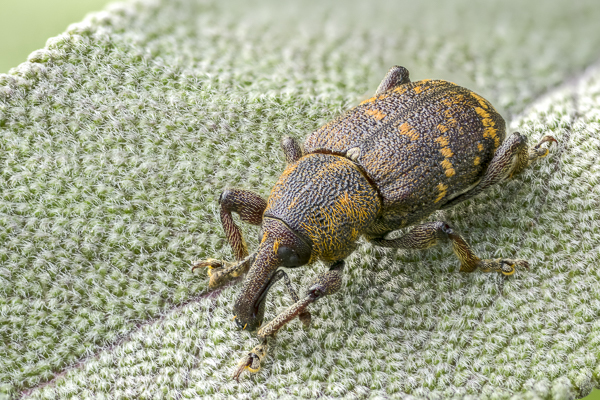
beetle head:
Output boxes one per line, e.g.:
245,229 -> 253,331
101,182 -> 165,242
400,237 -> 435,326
233,217 -> 311,332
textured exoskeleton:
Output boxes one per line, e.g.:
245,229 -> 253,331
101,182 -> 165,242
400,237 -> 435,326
193,66 -> 556,380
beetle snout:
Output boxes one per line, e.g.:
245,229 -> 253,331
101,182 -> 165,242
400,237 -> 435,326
233,292 -> 266,332
232,218 -> 312,332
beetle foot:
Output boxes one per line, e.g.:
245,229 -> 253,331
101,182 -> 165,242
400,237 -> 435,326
192,254 -> 255,289
298,310 -> 312,328
529,135 -> 557,160
191,258 -> 231,289
232,342 -> 268,381
191,258 -> 229,276
476,258 -> 529,276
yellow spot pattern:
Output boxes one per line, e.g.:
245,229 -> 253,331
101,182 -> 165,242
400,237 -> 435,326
478,143 -> 484,151
475,106 -> 500,148
441,147 -> 454,158
435,183 -> 448,203
443,109 -> 459,132
441,94 -> 465,108
399,122 -> 420,141
365,109 -> 387,120
435,136 -> 456,177
471,92 -> 490,109
412,79 -> 437,95
360,93 -> 390,105
435,136 -> 449,147
474,156 -> 480,166
441,159 -> 456,177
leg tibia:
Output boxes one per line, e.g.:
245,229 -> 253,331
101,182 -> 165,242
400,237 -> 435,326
219,188 -> 267,260
370,222 -> 528,276
192,189 -> 265,289
370,221 -> 447,250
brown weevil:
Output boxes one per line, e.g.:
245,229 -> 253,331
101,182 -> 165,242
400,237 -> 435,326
193,66 -> 556,380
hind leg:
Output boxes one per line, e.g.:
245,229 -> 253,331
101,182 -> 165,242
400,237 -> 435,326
369,221 -> 528,275
442,133 -> 556,209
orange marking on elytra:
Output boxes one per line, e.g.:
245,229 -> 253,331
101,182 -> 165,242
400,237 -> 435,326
474,107 -> 490,119
435,183 -> 448,203
441,159 -> 455,177
484,127 -> 499,147
399,122 -> 420,141
477,143 -> 484,151
365,109 -> 387,120
438,124 -> 448,133
436,135 -> 456,175
441,147 -> 454,158
471,92 -> 489,109
435,136 -> 449,147
474,156 -> 481,166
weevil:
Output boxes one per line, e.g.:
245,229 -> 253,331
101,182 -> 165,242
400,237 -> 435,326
192,66 -> 556,380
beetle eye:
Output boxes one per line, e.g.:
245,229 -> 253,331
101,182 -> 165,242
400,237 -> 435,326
277,245 -> 309,267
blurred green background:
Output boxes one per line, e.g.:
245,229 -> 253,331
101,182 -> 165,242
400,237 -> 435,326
0,1 -> 598,399
0,0 -> 112,74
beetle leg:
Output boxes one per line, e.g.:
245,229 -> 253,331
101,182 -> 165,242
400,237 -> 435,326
370,222 -> 529,276
232,340 -> 268,381
375,65 -> 411,95
442,133 -> 557,209
192,188 -> 266,289
219,188 -> 267,260
192,253 -> 255,289
267,269 -> 312,327
527,135 -> 558,164
231,263 -> 343,381
281,136 -> 304,164
257,261 -> 344,339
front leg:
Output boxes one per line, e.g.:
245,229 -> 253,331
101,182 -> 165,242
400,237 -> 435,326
192,188 -> 266,288
219,188 -> 267,260
370,222 -> 529,275
232,262 -> 344,380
